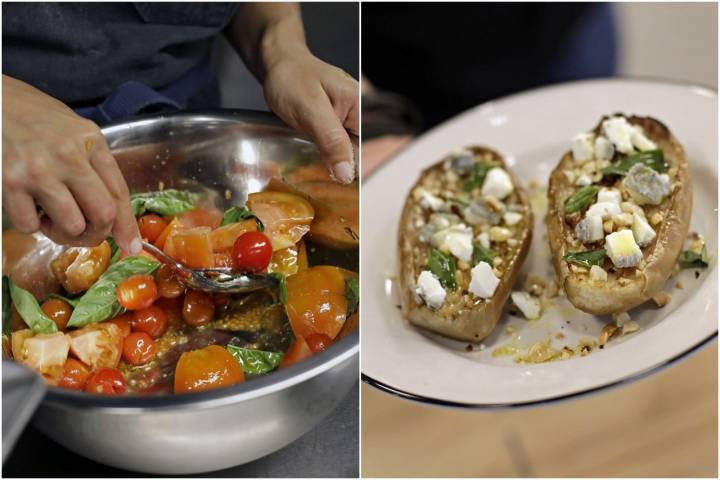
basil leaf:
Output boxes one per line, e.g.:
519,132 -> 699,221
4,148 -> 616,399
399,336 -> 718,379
270,273 -> 288,304
220,206 -> 264,232
601,150 -> 668,176
227,345 -> 283,375
427,248 -> 457,290
463,163 -> 495,192
3,276 -> 12,337
68,256 -> 160,328
472,243 -> 496,266
48,293 -> 81,309
564,186 -> 599,214
345,277 -> 359,316
8,278 -> 57,334
106,237 -> 121,264
679,245 -> 709,269
448,197 -> 470,208
130,189 -> 199,217
563,249 -> 607,268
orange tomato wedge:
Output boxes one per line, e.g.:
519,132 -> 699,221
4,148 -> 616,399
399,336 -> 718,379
213,252 -> 234,268
174,345 -> 244,393
209,219 -> 257,252
155,217 -> 185,251
246,191 -> 314,251
268,241 -> 308,276
170,227 -> 214,269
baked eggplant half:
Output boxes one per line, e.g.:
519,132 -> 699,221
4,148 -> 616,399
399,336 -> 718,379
398,146 -> 533,342
548,114 -> 692,315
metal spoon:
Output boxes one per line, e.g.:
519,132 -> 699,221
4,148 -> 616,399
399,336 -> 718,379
142,241 -> 277,294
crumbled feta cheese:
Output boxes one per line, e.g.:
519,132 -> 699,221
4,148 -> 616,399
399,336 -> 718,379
586,202 -> 622,219
589,265 -> 608,282
631,212 -> 656,247
444,225 -> 474,262
450,150 -> 476,174
417,188 -> 446,211
463,200 -> 501,225
605,229 -> 643,268
503,211 -> 523,226
469,261 -> 500,299
575,174 -> 592,186
594,135 -> 615,161
575,215 -> 604,243
416,271 -> 446,309
511,291 -> 542,320
630,125 -> 657,152
480,168 -> 514,200
597,187 -> 622,204
602,116 -> 635,154
572,133 -> 595,162
477,232 -> 490,249
622,164 -> 671,205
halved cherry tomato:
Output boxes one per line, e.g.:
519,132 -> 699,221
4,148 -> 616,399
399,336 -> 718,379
117,274 -> 158,311
171,227 -> 214,268
284,266 -> 355,339
177,208 -> 222,230
67,323 -> 123,370
155,217 -> 184,250
174,345 -> 244,393
85,367 -> 127,395
279,337 -> 313,369
122,332 -> 157,365
131,305 -> 168,339
155,296 -> 184,327
213,252 -> 234,268
182,290 -> 215,327
58,358 -> 91,390
12,331 -> 69,385
50,241 -> 112,294
137,214 -> 168,243
41,298 -> 73,331
246,191 -> 314,250
305,333 -> 333,353
232,231 -> 273,272
209,219 -> 257,252
155,264 -> 184,298
106,313 -> 132,339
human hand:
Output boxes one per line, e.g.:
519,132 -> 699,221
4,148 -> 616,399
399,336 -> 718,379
2,75 -> 141,253
361,135 -> 414,178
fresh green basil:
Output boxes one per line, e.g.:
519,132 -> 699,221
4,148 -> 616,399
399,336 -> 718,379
106,237 -> 121,264
8,278 -> 57,334
601,150 -> 668,176
68,256 -> 160,328
270,273 -> 288,304
47,293 -> 81,309
345,277 -> 359,316
472,243 -> 496,267
564,186 -> 599,214
679,245 -> 709,269
220,206 -> 264,232
463,163 -> 495,192
227,344 -> 283,375
427,248 -> 457,290
448,197 -> 470,208
563,249 -> 607,268
3,276 -> 12,337
130,189 -> 199,217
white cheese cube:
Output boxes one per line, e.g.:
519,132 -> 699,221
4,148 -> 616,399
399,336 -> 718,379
575,174 -> 592,186
586,202 -> 622,219
416,271 -> 446,309
477,232 -> 490,249
469,261 -> 500,299
631,125 -> 657,152
631,212 -> 656,247
511,291 -> 542,320
444,225 -> 474,262
572,133 -> 595,162
575,215 -> 604,243
594,136 -> 615,161
605,229 -> 643,268
503,211 -> 523,226
480,168 -> 514,200
597,187 -> 622,204
622,164 -> 671,205
602,117 -> 635,154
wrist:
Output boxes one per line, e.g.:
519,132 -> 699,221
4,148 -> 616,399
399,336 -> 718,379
258,16 -> 310,81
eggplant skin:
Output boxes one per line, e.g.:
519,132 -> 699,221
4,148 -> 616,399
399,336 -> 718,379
547,115 -> 692,315
397,146 -> 533,342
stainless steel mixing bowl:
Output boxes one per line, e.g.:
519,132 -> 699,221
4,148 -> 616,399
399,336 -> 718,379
6,110 -> 359,474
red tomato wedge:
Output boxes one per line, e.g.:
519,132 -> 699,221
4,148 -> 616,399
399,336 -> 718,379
279,337 -> 313,369
171,227 -> 214,269
209,219 -> 257,252
246,192 -> 314,251
67,323 -> 123,370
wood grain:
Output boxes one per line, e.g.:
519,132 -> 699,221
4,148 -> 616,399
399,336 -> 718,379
362,343 -> 717,477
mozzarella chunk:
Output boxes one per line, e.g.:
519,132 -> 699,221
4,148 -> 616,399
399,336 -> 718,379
503,211 -> 522,226
477,232 -> 490,249
631,211 -> 656,247
511,291 -> 542,320
586,202 -> 622,219
416,270 -> 446,309
597,187 -> 622,204
575,215 -> 604,243
469,261 -> 500,299
575,174 -> 592,186
480,168 -> 514,200
622,164 -> 671,205
602,117 -> 635,154
572,133 -> 595,162
594,136 -> 615,161
631,125 -> 657,151
605,229 -> 643,268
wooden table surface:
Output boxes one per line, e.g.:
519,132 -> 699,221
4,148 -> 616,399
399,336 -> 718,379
362,343 -> 717,478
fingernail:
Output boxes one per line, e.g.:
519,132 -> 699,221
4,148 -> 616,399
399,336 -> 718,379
332,162 -> 355,184
129,237 -> 142,255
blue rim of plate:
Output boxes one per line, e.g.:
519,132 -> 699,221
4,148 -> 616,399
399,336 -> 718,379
361,76 -> 718,409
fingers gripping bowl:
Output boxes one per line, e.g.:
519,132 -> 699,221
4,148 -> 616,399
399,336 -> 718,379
1,111 -> 359,473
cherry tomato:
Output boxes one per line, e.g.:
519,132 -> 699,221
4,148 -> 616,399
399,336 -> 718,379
232,231 -> 272,272
155,264 -> 184,298
131,305 -> 168,339
50,241 -> 111,294
246,191 -> 314,250
58,358 -> 91,390
174,345 -> 244,394
305,333 -> 333,353
182,290 -> 215,327
41,298 -> 72,331
171,227 -> 214,269
117,274 -> 158,310
155,296 -> 184,327
137,214 -> 168,243
84,367 -> 127,395
67,323 -> 123,369
279,337 -> 313,369
209,220 -> 257,252
122,332 -> 157,365
105,313 -> 132,339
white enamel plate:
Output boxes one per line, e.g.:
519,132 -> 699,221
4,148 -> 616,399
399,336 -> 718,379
361,79 -> 718,407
